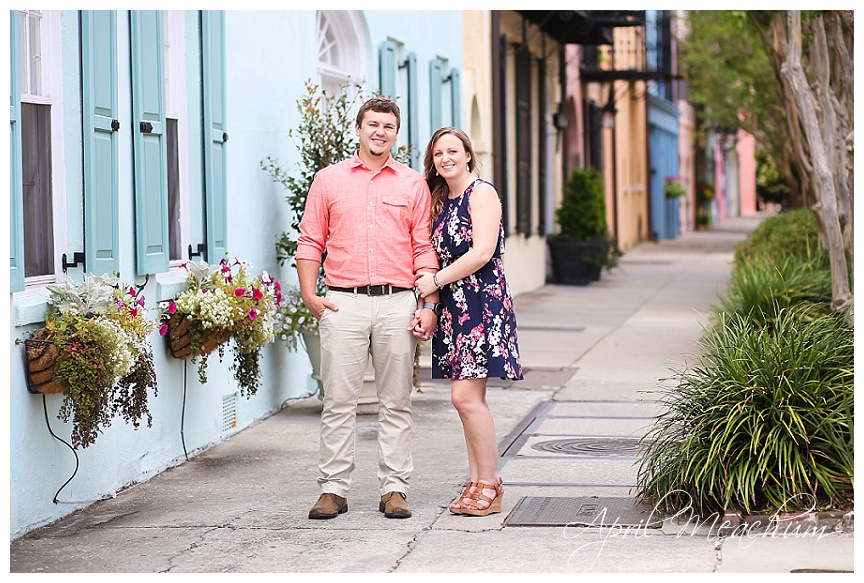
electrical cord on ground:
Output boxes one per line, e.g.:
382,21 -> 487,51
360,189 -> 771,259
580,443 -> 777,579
180,358 -> 189,461
42,393 -> 79,504
279,386 -> 320,409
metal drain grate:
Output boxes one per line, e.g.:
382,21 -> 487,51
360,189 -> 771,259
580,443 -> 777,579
532,437 -> 642,457
505,496 -> 664,528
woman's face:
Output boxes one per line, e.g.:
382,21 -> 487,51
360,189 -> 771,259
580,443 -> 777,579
431,133 -> 470,181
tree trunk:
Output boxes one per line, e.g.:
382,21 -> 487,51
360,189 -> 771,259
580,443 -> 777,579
781,12 -> 853,316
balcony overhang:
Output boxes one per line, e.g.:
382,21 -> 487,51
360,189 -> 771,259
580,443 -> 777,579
580,69 -> 681,83
516,10 -> 645,45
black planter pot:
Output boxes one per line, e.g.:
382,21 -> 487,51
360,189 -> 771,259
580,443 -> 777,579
548,238 -> 603,285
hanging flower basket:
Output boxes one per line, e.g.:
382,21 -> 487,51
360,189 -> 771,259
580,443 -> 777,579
16,274 -> 159,449
159,256 -> 279,396
664,176 -> 686,199
166,313 -> 233,360
23,331 -> 69,395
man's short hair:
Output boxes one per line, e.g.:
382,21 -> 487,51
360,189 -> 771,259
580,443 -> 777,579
356,96 -> 401,131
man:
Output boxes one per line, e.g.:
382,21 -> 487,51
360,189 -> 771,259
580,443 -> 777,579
296,96 -> 441,519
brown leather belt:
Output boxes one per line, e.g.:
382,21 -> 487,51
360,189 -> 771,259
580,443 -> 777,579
328,285 -> 413,296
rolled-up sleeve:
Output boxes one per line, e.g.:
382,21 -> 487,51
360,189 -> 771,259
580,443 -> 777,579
296,171 -> 327,263
410,178 -> 440,273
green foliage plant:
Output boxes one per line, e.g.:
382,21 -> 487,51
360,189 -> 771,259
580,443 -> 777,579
637,308 -> 853,515
552,167 -> 620,269
25,274 -> 159,449
261,79 -> 362,275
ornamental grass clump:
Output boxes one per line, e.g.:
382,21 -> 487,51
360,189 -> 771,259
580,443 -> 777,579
160,257 -> 279,397
716,252 -> 833,328
22,274 -> 159,449
636,308 -> 854,515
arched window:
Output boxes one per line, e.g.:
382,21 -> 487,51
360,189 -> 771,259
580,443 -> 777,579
316,11 -> 366,99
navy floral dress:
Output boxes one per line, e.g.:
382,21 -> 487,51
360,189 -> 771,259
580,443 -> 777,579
431,179 -> 523,381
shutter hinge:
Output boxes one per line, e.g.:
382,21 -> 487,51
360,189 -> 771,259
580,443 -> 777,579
139,121 -> 153,133
62,252 -> 86,273
223,132 -> 228,142
111,119 -> 120,132
188,243 -> 207,260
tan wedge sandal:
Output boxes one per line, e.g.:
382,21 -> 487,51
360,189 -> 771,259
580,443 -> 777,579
460,478 -> 503,517
449,481 -> 476,514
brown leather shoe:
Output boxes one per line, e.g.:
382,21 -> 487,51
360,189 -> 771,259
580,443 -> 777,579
379,491 -> 412,518
308,493 -> 347,519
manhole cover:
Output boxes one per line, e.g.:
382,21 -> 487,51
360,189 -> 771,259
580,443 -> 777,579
532,437 -> 641,457
505,496 -> 664,528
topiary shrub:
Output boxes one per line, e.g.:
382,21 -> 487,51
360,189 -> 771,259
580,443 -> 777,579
550,168 -> 620,273
555,167 -> 607,240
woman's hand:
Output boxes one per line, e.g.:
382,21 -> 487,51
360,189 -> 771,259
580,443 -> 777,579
414,272 -> 438,298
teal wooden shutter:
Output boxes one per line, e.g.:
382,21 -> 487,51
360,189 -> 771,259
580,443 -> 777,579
81,10 -> 119,277
405,52 -> 419,169
130,10 -> 169,275
201,10 -> 227,262
379,41 -> 396,99
449,67 -> 462,129
9,11 -> 25,291
429,59 -> 443,131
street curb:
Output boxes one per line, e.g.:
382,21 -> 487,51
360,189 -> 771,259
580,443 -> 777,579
718,509 -> 854,536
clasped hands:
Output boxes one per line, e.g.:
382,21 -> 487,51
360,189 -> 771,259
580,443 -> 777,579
408,272 -> 441,341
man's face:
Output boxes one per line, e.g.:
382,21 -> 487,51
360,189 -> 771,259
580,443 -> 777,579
356,110 -> 398,160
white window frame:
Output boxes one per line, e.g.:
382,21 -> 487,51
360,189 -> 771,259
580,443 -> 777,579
317,10 -> 366,118
163,10 -> 190,267
19,9 -> 67,289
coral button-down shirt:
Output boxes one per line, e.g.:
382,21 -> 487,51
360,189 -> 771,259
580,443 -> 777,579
296,151 -> 440,289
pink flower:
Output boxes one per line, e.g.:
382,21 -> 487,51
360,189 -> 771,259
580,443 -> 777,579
234,288 -> 246,297
248,308 -> 258,321
168,301 -> 177,314
252,287 -> 264,301
159,323 -> 169,336
128,286 -> 137,297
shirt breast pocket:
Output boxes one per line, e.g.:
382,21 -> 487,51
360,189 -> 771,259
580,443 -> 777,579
381,195 -> 410,223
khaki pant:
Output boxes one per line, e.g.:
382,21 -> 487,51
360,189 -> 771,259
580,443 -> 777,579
316,289 -> 418,497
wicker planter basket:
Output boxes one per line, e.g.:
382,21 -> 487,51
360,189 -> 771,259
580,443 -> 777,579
24,329 -> 69,395
167,313 -> 232,359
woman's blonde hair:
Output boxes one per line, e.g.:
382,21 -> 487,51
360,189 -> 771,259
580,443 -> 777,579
423,127 -> 479,224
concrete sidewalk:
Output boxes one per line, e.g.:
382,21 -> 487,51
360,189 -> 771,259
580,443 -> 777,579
9,216 -> 854,574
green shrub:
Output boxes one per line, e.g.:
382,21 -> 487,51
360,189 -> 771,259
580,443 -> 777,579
733,208 -> 821,268
637,309 -> 854,515
551,167 -> 620,269
717,253 -> 832,328
555,167 -> 607,239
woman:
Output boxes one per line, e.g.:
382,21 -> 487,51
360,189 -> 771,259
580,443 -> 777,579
415,127 -> 523,516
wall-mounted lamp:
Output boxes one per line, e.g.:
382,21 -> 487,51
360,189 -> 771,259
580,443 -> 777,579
553,103 -> 568,130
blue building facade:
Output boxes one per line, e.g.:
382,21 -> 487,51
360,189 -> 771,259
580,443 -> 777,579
7,9 -> 462,539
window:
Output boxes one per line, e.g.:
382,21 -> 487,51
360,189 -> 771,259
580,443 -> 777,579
18,10 -> 64,284
163,10 -> 191,263
21,103 -> 54,277
317,11 -> 366,113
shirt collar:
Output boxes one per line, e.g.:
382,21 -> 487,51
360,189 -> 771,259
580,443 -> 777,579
350,150 -> 397,173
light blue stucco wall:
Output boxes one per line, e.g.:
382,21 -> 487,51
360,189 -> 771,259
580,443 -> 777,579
8,9 -> 463,540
